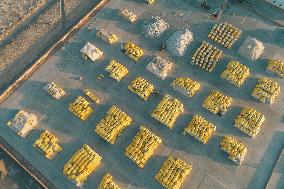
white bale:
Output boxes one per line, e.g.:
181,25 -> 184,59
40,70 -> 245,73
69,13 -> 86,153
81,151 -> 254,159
166,29 -> 193,57
238,36 -> 265,61
142,16 -> 169,38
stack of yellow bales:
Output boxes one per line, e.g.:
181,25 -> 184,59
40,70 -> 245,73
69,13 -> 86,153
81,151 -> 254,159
266,59 -> 284,78
202,91 -> 232,114
183,115 -> 216,144
34,130 -> 62,159
120,8 -> 137,23
146,0 -> 155,4
251,77 -> 280,104
68,96 -> 93,121
98,173 -> 121,189
208,23 -> 242,49
172,77 -> 200,98
128,76 -> 155,100
105,60 -> 129,82
123,41 -> 144,62
63,144 -> 102,185
95,106 -> 132,144
191,41 -> 223,72
151,95 -> 184,129
220,61 -> 249,87
155,156 -> 192,189
96,29 -> 118,45
220,136 -> 247,165
125,126 -> 162,168
83,89 -> 100,104
43,82 -> 66,100
234,107 -> 265,138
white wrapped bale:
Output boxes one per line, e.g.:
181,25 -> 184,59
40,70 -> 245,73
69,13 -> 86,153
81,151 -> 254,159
166,29 -> 193,57
238,36 -> 265,61
142,16 -> 169,38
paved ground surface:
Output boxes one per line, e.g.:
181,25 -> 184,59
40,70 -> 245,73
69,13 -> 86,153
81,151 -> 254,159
0,149 -> 43,189
267,149 -> 284,189
0,0 -> 284,189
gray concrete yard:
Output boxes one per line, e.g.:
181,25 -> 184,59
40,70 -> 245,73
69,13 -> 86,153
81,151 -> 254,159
0,0 -> 284,189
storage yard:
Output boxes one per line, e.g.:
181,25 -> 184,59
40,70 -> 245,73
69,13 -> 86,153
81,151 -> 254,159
0,0 -> 284,189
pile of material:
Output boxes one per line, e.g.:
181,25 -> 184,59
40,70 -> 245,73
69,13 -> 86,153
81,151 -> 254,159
202,91 -> 232,114
142,16 -> 169,38
95,106 -> 132,144
220,61 -> 250,87
220,136 -> 247,165
251,77 -> 280,104
120,8 -> 137,23
166,29 -> 193,57
191,41 -> 223,72
151,95 -> 184,129
96,28 -> 118,45
172,77 -> 200,98
105,60 -> 129,81
68,96 -> 93,121
128,76 -> 155,101
7,110 -> 38,138
43,82 -> 66,100
235,107 -> 265,138
98,173 -> 121,189
34,130 -> 62,159
208,22 -> 242,49
155,156 -> 192,189
146,55 -> 173,80
63,144 -> 102,185
83,89 -> 100,104
238,36 -> 264,61
266,59 -> 284,78
123,41 -> 144,62
125,126 -> 162,168
183,115 -> 216,144
80,42 -> 104,62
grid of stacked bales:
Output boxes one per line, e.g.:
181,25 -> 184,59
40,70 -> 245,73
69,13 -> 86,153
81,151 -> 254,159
172,77 -> 200,98
63,144 -> 102,185
220,61 -> 250,87
98,173 -> 121,189
202,91 -> 232,114
151,95 -> 184,129
191,41 -> 223,72
146,55 -> 173,80
68,96 -> 93,120
155,156 -> 192,189
43,82 -> 66,100
125,126 -> 162,168
183,115 -> 216,144
234,107 -> 265,138
266,59 -> 284,78
251,77 -> 280,104
105,60 -> 129,81
128,76 -> 155,100
208,23 -> 242,49
80,42 -> 104,62
34,130 -> 62,159
220,136 -> 247,165
96,28 -> 118,45
95,106 -> 132,144
7,110 -> 38,138
83,89 -> 100,104
123,41 -> 144,62
120,8 -> 137,23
